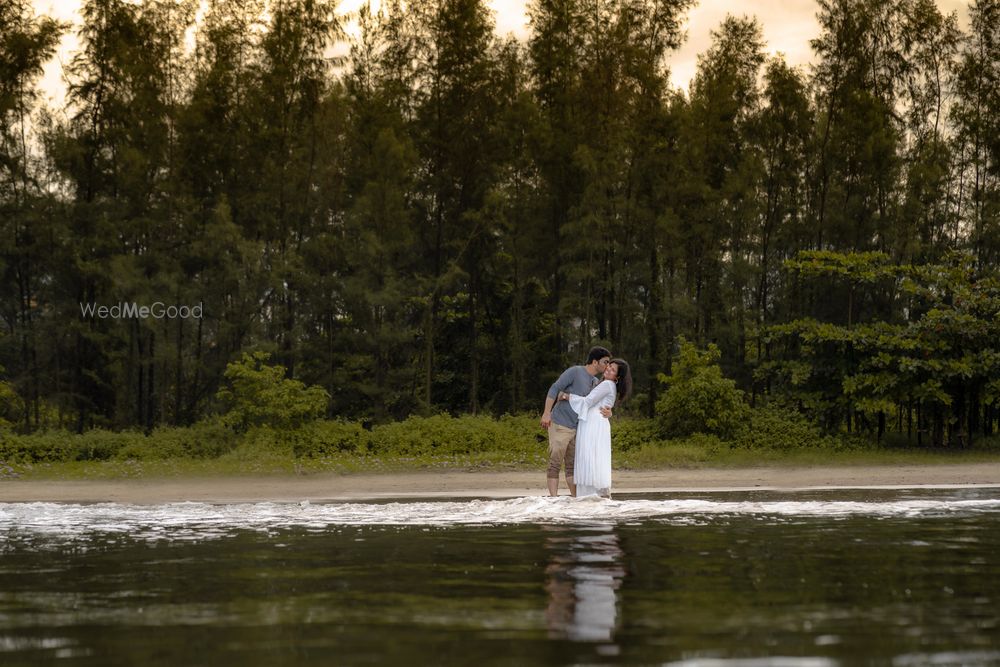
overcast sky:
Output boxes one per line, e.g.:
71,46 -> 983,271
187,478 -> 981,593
32,0 -> 971,110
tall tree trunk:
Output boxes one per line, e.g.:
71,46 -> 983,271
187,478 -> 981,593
175,317 -> 184,425
646,241 -> 661,417
469,261 -> 479,414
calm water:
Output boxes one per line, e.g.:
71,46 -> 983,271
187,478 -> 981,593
2,488 -> 1000,666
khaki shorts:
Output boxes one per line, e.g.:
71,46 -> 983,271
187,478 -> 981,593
547,424 -> 576,479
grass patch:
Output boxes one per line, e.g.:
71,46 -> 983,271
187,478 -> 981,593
3,410 -> 1000,481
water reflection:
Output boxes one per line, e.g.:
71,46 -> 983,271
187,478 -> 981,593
543,525 -> 625,644
3,490 -> 1000,665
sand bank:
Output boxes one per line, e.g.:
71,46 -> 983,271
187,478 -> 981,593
1,463 -> 999,503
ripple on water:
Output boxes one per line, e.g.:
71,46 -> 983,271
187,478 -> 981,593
1,492 -> 999,541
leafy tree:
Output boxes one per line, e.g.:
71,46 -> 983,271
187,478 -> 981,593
656,337 -> 750,439
0,1 -> 64,187
895,0 -> 961,263
764,251 -> 1000,445
0,0 -> 64,429
171,0 -> 270,425
951,0 -> 1000,267
409,0 -> 502,412
752,57 -> 813,347
675,14 -> 765,369
313,1 -> 423,420
216,351 -> 329,431
526,0 -> 691,413
3,0 -> 996,445
811,0 -> 907,254
0,363 -> 24,429
43,0 -> 196,430
242,0 -> 342,377
526,0 -> 587,359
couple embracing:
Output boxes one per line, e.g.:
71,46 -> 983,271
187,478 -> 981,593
539,346 -> 632,499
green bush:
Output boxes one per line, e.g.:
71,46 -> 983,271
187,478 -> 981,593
618,433 -> 724,468
115,421 -> 239,460
0,413 -> 648,466
0,377 -> 24,430
733,406 -> 839,450
222,426 -> 297,463
612,418 -> 664,451
974,434 -> 1000,451
216,351 -> 329,431
656,338 -> 750,440
368,414 -> 540,457
0,421 -> 241,464
0,429 -> 139,462
77,430 -> 145,460
1,430 -> 76,463
288,420 -> 372,458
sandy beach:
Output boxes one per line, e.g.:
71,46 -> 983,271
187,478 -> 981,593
0,463 -> 998,503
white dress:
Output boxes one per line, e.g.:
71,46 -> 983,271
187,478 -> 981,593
568,379 -> 617,498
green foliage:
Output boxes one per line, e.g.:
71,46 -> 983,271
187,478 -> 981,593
0,420 -> 238,463
215,352 -> 329,431
784,250 -> 897,282
610,418 -> 664,452
0,413 -> 544,465
294,414 -> 541,459
7,411 -> 1000,479
0,430 -> 74,463
656,338 -> 750,440
764,251 -> 1000,443
116,421 -> 239,460
618,433 -> 723,469
290,420 -> 373,457
3,0 -> 1000,451
733,407 -> 841,450
0,378 -> 23,430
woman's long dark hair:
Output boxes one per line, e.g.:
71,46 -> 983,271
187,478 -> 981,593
610,358 -> 632,404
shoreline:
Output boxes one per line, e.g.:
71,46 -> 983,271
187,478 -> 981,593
1,462 -> 999,503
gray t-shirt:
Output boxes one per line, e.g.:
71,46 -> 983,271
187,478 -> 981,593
547,366 -> 600,429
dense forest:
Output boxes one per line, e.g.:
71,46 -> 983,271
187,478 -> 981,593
1,0 -> 998,445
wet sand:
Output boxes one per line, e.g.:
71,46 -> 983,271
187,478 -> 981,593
1,463 -> 999,503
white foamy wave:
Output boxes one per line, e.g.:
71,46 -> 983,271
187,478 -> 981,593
2,494 -> 1000,541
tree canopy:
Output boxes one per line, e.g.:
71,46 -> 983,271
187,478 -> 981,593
1,0 -> 998,447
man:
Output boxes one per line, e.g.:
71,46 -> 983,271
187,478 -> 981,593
540,346 -> 612,497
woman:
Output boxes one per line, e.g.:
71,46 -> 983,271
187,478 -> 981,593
556,358 -> 631,499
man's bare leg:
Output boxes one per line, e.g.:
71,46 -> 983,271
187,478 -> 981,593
567,476 -> 576,497
548,477 -> 559,496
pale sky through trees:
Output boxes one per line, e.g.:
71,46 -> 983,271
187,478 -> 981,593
31,0 -> 970,110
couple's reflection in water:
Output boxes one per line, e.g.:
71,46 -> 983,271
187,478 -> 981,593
543,524 -> 625,649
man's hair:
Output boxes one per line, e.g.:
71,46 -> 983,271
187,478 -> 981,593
586,346 -> 612,364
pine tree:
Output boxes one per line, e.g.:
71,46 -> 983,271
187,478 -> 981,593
410,0 -> 500,412
0,0 -> 64,430
951,0 -> 1000,266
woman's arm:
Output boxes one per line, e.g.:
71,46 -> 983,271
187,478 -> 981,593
563,381 -> 615,419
